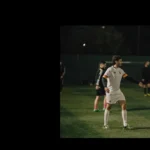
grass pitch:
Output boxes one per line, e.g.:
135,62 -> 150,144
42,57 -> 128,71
60,83 -> 150,138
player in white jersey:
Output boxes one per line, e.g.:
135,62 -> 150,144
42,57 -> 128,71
102,55 -> 143,129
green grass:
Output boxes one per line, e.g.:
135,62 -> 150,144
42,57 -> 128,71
60,83 -> 150,138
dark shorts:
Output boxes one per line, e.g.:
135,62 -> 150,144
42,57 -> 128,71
96,88 -> 106,96
142,79 -> 150,85
60,79 -> 63,92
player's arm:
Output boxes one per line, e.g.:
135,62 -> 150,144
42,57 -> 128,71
61,66 -> 66,78
95,70 -> 103,89
102,75 -> 110,93
122,72 -> 139,84
63,67 -> 66,76
102,69 -> 110,93
102,76 -> 107,87
102,68 -> 110,87
95,70 -> 100,86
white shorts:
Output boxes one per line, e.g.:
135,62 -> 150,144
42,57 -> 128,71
106,89 -> 126,104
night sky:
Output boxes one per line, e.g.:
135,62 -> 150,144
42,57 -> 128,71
115,26 -> 150,55
60,26 -> 150,55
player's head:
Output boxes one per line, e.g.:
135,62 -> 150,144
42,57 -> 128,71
60,61 -> 62,65
144,61 -> 149,67
112,55 -> 122,67
99,61 -> 106,69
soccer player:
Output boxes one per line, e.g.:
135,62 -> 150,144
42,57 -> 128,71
141,61 -> 150,96
102,55 -> 143,129
60,61 -> 66,93
93,61 -> 107,112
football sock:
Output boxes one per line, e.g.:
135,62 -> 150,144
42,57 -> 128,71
122,110 -> 127,126
104,109 -> 110,126
94,99 -> 98,110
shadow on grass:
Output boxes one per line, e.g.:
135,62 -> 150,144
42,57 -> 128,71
130,127 -> 150,130
134,88 -> 143,91
110,126 -> 150,130
127,107 -> 150,111
60,106 -> 103,138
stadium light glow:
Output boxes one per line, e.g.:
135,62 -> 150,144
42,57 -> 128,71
83,43 -> 86,47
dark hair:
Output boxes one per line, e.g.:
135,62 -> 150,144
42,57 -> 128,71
96,61 -> 106,72
112,55 -> 122,64
99,61 -> 106,65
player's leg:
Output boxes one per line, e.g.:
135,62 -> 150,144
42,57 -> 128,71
143,80 -> 148,96
94,89 -> 105,112
147,81 -> 150,96
102,88 -> 106,110
118,100 -> 132,129
143,84 -> 147,96
118,100 -> 127,127
93,94 -> 100,112
143,83 -> 147,96
103,96 -> 107,110
103,103 -> 111,129
103,92 -> 115,129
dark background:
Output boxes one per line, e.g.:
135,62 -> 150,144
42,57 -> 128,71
60,26 -> 150,85
60,26 -> 150,56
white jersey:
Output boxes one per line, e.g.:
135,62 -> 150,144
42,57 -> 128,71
103,66 -> 128,92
